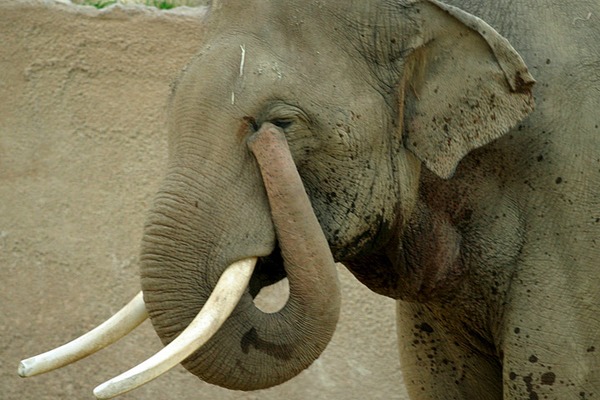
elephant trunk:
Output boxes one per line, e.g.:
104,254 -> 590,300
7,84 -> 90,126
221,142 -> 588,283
140,123 -> 341,390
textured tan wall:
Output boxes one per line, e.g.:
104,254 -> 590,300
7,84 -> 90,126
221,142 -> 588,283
0,2 -> 408,399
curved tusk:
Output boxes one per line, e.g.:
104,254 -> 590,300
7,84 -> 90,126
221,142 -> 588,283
93,257 -> 257,400
19,292 -> 148,378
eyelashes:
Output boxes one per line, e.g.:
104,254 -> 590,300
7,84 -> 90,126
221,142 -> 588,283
243,116 -> 294,131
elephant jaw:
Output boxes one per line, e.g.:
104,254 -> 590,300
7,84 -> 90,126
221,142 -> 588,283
19,124 -> 341,398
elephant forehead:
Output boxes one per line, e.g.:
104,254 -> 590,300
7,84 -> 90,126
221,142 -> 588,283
198,6 -> 371,84
188,39 -> 365,104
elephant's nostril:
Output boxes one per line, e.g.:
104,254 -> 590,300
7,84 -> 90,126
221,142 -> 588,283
249,244 -> 288,312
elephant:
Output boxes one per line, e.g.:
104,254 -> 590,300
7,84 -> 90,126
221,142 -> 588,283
19,0 -> 600,399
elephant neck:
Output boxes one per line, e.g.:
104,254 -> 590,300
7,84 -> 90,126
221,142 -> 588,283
344,200 -> 465,303
345,164 -> 525,308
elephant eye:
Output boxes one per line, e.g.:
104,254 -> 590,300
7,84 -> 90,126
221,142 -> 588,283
271,119 -> 293,130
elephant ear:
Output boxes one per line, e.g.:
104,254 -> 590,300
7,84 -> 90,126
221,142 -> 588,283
401,0 -> 535,179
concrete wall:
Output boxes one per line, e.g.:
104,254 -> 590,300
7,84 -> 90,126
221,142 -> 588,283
0,2 -> 408,399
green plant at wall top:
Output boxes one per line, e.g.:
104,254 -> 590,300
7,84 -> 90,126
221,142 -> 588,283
80,0 -> 116,8
147,0 -> 176,9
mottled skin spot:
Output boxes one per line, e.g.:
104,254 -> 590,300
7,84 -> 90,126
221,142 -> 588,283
419,322 -> 435,334
541,372 -> 556,385
529,355 -> 538,363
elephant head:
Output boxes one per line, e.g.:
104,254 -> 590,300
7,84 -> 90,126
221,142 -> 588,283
20,0 -> 534,396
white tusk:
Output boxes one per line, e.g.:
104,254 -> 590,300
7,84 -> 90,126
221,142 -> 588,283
19,292 -> 148,378
93,257 -> 257,399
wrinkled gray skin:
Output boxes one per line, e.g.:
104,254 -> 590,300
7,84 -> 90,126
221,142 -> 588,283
140,0 -> 600,398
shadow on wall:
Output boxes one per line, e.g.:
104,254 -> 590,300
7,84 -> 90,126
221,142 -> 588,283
0,1 -> 407,400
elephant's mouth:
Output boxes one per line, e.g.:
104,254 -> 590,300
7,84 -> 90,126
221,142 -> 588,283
249,243 -> 287,300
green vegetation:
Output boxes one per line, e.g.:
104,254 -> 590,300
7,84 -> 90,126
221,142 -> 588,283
79,0 -> 117,8
146,0 -> 176,9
